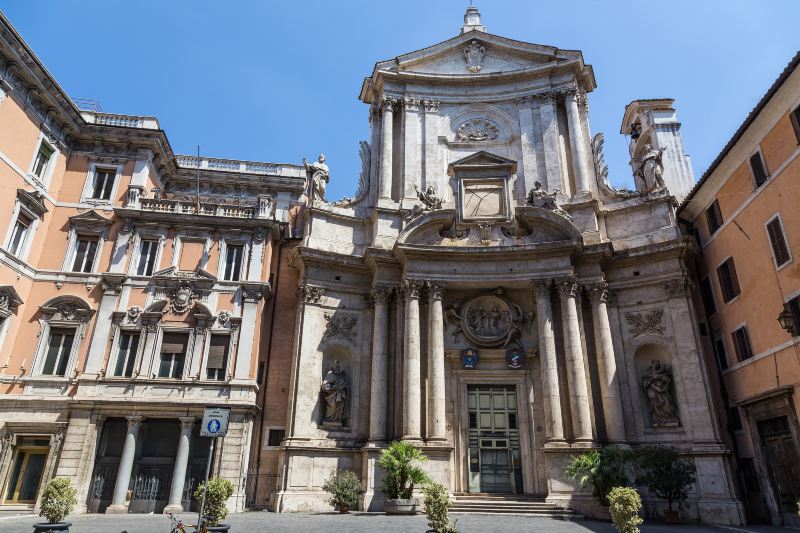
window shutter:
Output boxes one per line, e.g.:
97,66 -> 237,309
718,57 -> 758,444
749,152 -> 768,187
161,332 -> 188,354
206,336 -> 229,369
767,218 -> 791,266
706,199 -> 723,234
791,106 -> 800,144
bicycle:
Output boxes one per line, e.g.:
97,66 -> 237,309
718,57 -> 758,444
168,512 -> 216,533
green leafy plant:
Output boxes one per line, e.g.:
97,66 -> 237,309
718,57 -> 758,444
378,441 -> 431,499
565,448 -> 635,505
322,470 -> 363,512
195,477 -> 235,527
422,482 -> 457,533
39,477 -> 77,524
608,486 -> 643,533
636,446 -> 696,511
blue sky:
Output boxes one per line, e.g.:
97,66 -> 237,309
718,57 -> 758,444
1,1 -> 798,200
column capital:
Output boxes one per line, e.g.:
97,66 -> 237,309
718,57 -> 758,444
380,95 -> 397,111
126,415 -> 144,429
297,283 -> 325,303
426,280 -> 446,301
531,278 -> 552,297
402,95 -> 421,112
517,95 -> 534,109
401,279 -> 422,300
178,416 -> 196,430
422,99 -> 440,113
585,281 -> 609,303
369,285 -> 395,306
555,276 -> 579,297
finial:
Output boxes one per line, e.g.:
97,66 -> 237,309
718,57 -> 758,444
461,4 -> 486,34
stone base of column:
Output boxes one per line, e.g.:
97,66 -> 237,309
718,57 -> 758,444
105,503 -> 129,514
570,439 -> 598,449
400,436 -> 423,443
163,504 -> 185,514
425,437 -> 448,445
543,440 -> 570,449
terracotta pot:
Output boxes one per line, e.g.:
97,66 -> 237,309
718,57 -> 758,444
33,523 -> 71,533
663,509 -> 680,523
339,504 -> 350,514
384,498 -> 419,515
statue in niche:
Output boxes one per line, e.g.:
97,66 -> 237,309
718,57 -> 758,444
526,181 -> 572,220
641,359 -> 680,426
320,359 -> 349,426
633,144 -> 667,194
303,154 -> 330,202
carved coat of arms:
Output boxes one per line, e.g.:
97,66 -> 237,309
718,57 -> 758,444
464,40 -> 485,73
169,282 -> 195,315
506,349 -> 524,369
461,349 -> 479,369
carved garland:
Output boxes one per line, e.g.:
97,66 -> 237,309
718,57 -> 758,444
625,310 -> 665,337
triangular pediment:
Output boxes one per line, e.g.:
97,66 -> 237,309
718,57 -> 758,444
448,151 -> 517,175
68,209 -> 112,225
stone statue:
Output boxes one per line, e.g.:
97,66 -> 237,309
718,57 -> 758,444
320,359 -> 348,426
407,184 -> 442,221
633,144 -> 666,194
526,181 -> 572,220
303,154 -> 330,202
641,359 -> 680,426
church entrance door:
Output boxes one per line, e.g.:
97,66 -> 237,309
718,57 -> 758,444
467,385 -> 522,493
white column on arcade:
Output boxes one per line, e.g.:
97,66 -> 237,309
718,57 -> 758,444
83,274 -> 125,376
532,279 -> 565,443
368,285 -> 393,442
586,282 -> 626,443
565,88 -> 591,194
164,416 -> 195,514
427,281 -> 446,442
402,279 -> 422,441
379,96 -> 395,200
556,276 -> 593,443
107,415 -> 143,513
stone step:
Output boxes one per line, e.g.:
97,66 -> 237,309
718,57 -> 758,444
450,495 -> 581,519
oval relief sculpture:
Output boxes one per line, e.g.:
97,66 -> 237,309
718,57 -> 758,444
455,119 -> 499,142
463,295 -> 513,346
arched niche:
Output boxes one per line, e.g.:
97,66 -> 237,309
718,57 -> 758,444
634,343 -> 681,428
319,344 -> 352,430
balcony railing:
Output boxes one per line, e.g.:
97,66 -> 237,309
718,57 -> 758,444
81,111 -> 160,130
139,198 -> 256,219
175,155 -> 302,178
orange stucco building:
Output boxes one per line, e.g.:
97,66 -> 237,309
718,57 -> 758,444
680,52 -> 800,526
0,12 -> 304,515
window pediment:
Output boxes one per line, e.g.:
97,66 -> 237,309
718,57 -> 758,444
16,189 -> 48,218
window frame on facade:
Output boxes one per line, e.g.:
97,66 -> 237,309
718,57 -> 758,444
39,327 -> 76,377
203,332 -> 232,381
173,233 -> 211,272
2,190 -> 48,262
6,212 -> 31,258
156,330 -> 191,379
221,241 -> 246,282
716,256 -> 742,303
69,235 -> 100,273
748,149 -> 770,189
263,426 -> 286,450
135,238 -> 160,277
81,162 -> 122,204
783,293 -> 800,337
790,104 -> 800,145
712,333 -> 729,371
62,211 -> 111,275
111,329 -> 142,378
31,297 -> 95,380
731,324 -> 754,362
705,198 -> 723,236
28,135 -> 56,185
765,213 -> 792,270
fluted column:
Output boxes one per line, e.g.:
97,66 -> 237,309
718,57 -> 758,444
532,279 -> 564,443
165,416 -> 195,514
565,89 -> 591,194
402,279 -> 422,441
586,282 -> 626,443
556,276 -> 593,442
379,96 -> 395,199
369,285 -> 393,442
535,92 -> 562,193
427,281 -> 446,442
107,415 -> 143,513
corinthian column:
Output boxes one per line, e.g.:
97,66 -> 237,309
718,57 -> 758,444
556,276 -> 593,443
402,279 -> 422,441
379,96 -> 395,199
586,282 -> 626,443
427,281 -> 446,442
565,88 -> 591,194
532,279 -> 564,443
369,285 -> 393,442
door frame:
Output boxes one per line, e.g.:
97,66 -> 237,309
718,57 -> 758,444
0,424 -> 65,511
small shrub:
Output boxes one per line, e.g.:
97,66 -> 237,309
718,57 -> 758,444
608,486 -> 643,533
566,448 -> 634,505
636,447 -> 696,511
39,477 -> 77,524
422,483 -> 457,533
378,441 -> 431,499
195,477 -> 235,527
322,470 -> 363,511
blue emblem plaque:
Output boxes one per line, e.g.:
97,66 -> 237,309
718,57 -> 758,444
506,348 -> 524,369
461,349 -> 479,369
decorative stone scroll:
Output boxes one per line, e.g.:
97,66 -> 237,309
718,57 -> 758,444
455,119 -> 499,142
625,309 -> 665,337
641,359 -> 680,426
323,313 -> 357,340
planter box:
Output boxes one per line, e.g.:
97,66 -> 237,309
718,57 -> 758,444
384,498 -> 419,515
33,523 -> 71,533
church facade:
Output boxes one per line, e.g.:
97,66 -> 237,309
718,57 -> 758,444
268,7 -> 743,524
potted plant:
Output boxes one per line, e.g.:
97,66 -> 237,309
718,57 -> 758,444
422,482 -> 457,533
322,470 -> 363,513
566,448 -> 634,507
636,447 -> 696,523
34,477 -> 77,532
608,486 -> 643,533
378,441 -> 431,515
195,477 -> 235,532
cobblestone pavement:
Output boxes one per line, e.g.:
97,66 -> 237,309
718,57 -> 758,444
0,512 -> 775,533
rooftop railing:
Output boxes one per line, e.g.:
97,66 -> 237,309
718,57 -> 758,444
81,111 -> 160,130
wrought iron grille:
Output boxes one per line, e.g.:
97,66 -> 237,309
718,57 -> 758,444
89,462 -> 118,501
131,464 -> 173,501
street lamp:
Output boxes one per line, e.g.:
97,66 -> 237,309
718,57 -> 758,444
777,308 -> 796,334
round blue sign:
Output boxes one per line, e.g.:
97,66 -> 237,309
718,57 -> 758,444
207,419 -> 221,434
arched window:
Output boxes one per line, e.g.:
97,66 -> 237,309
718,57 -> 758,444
33,296 -> 95,378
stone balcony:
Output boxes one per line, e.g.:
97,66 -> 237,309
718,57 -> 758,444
123,186 -> 274,223
80,110 -> 160,130
175,155 -> 304,178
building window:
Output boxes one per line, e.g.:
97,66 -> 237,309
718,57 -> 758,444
712,335 -> 728,371
791,105 -> 800,144
705,199 -> 723,235
136,240 -> 158,276
88,168 -> 116,200
267,428 -> 285,447
113,331 -> 140,377
7,213 -> 32,256
783,295 -> 800,336
700,277 -> 717,316
41,328 -> 75,376
31,141 -> 54,179
717,257 -> 741,303
731,326 -> 753,361
71,236 -> 99,273
766,216 -> 791,268
223,244 -> 244,281
749,151 -> 769,188
206,334 -> 230,381
158,332 -> 188,378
